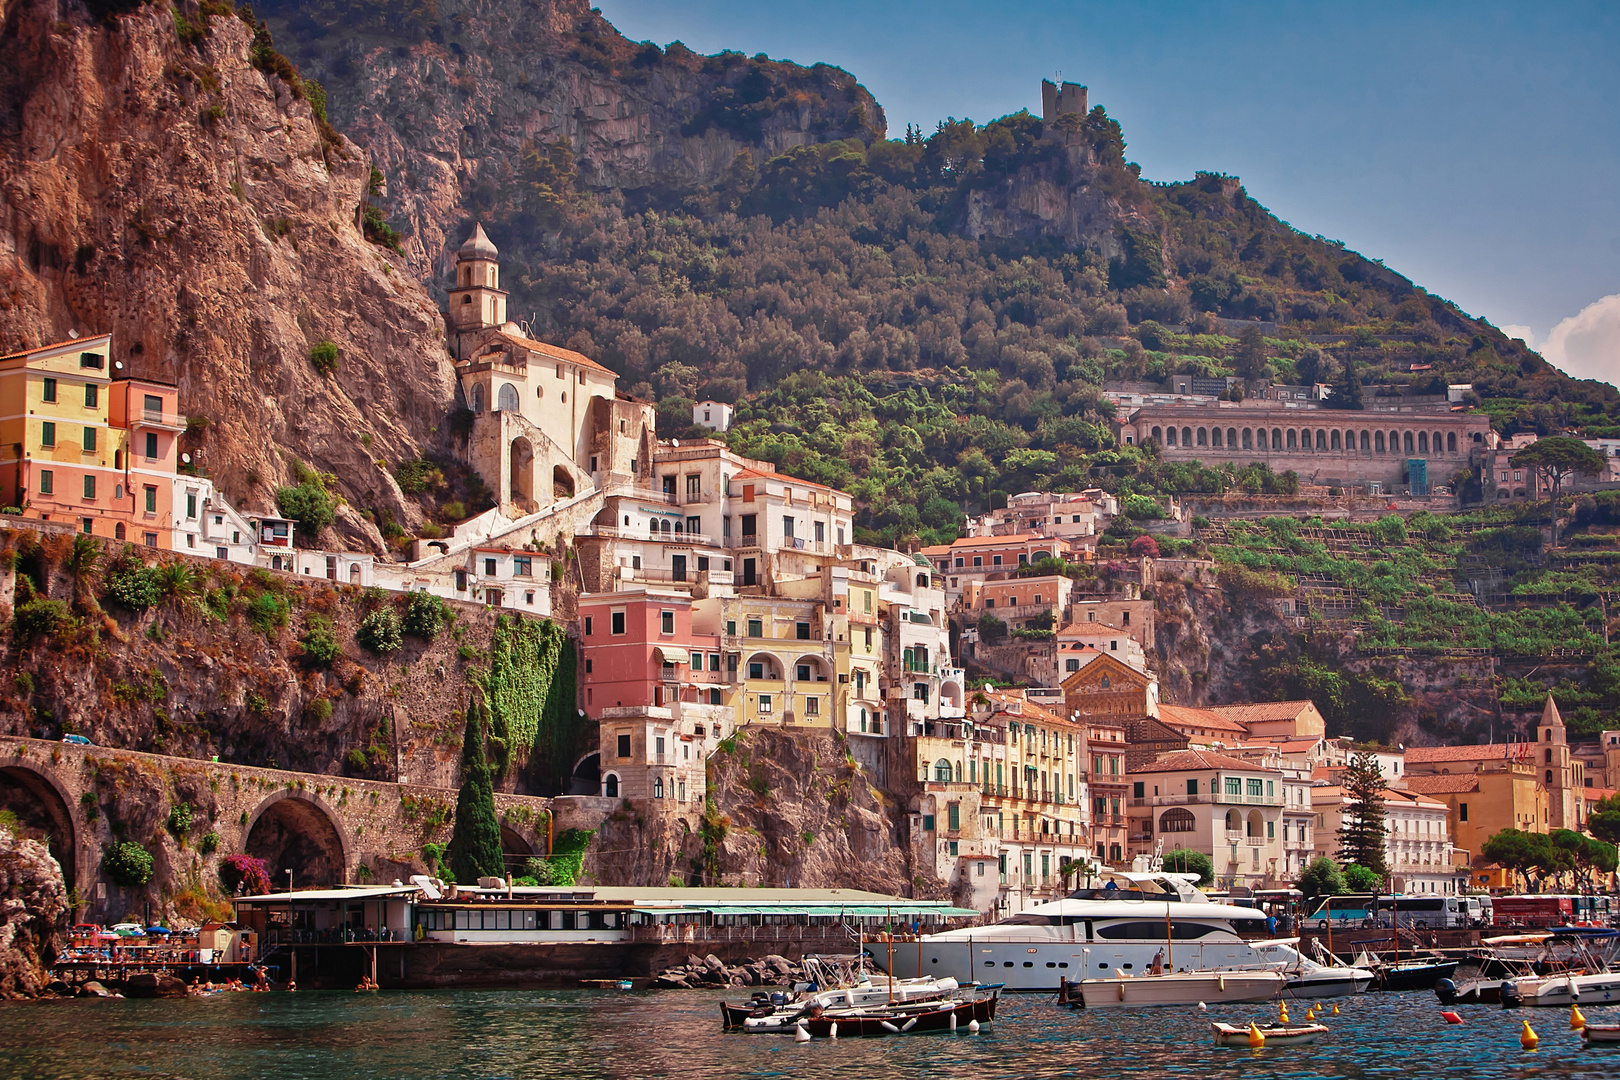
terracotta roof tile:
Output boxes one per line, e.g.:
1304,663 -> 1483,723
1403,774 -> 1482,794
1403,744 -> 1514,763
1129,748 -> 1278,774
1203,701 -> 1319,725
487,330 -> 615,374
1155,704 -> 1248,734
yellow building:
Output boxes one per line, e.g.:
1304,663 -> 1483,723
0,333 -> 134,537
1404,765 -> 1549,890
692,594 -> 847,732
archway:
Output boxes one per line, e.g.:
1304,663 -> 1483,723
553,465 -> 575,501
509,437 -> 535,511
500,825 -> 535,874
244,792 -> 348,889
568,751 -> 601,796
0,765 -> 78,890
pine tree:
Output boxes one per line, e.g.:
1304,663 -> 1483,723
1336,750 -> 1389,876
446,697 -> 505,885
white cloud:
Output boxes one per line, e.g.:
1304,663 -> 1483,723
1500,324 -> 1537,349
1542,293 -> 1620,387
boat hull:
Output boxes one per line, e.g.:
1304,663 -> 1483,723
1212,1022 -> 1328,1047
1583,1024 -> 1620,1043
1435,978 -> 1501,1005
1078,970 -> 1287,1009
1375,961 -> 1459,992
799,995 -> 998,1037
1284,971 -> 1373,998
1503,972 -> 1620,1007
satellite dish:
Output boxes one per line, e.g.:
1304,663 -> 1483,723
114,360 -> 124,370
181,453 -> 192,464
68,329 -> 78,339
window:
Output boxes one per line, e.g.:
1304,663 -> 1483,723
686,516 -> 701,534
611,611 -> 626,635
758,694 -> 773,714
814,521 -> 824,543
40,421 -> 55,447
1133,781 -> 1145,799
584,616 -> 594,636
972,556 -> 982,567
617,734 -> 631,758
783,516 -> 795,538
1267,820 -> 1275,839
747,617 -> 763,637
749,662 -> 764,680
660,610 -> 674,634
1065,658 -> 1080,672
1187,779 -> 1198,795
708,653 -> 720,672
454,569 -> 466,591
1246,778 -> 1263,797
83,475 -> 96,499
514,556 -> 532,577
685,474 -> 700,499
796,621 -> 810,640
1459,803 -> 1468,822
143,532 -> 157,547
41,378 -> 56,402
216,546 -> 227,559
1225,776 -> 1242,796
80,351 -> 103,369
484,558 -> 497,576
805,696 -> 820,715
185,492 -> 197,518
144,432 -> 158,459
84,384 -> 98,407
992,555 -> 1002,566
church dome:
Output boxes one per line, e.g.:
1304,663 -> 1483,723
458,223 -> 498,261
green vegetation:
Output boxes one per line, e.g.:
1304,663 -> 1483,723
12,597 -> 74,642
1161,847 -> 1213,886
104,562 -> 162,610
1341,864 -> 1381,892
402,591 -> 450,640
275,461 -> 340,541
546,828 -> 595,886
245,592 -> 289,636
446,698 -> 504,885
308,339 -> 339,377
299,615 -> 340,666
166,802 -> 194,838
104,841 -> 154,887
1295,855 -> 1346,899
482,616 -> 581,786
356,608 -> 402,653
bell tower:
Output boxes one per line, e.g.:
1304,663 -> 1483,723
1538,693 -> 1577,829
449,223 -> 508,360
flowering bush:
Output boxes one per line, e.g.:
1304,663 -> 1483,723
218,853 -> 272,895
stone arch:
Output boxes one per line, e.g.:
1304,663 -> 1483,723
243,790 -> 350,889
0,761 -> 80,890
1344,429 -> 1355,450
1418,432 -> 1429,453
792,654 -> 831,684
744,652 -> 781,680
509,436 -> 535,510
1195,427 -> 1207,447
1330,430 -> 1342,451
933,758 -> 953,782
568,751 -> 600,796
1256,428 -> 1267,450
603,773 -> 620,798
1286,429 -> 1297,449
1433,431 -> 1443,453
1151,426 -> 1163,443
500,825 -> 535,873
553,465 -> 575,500
1211,427 -> 1223,448
1272,428 -> 1281,449
1247,809 -> 1264,837
1403,431 -> 1414,454
470,383 -> 485,414
1376,431 -> 1386,452
1242,428 -> 1253,449
497,382 -> 521,412
1225,808 -> 1240,832
1360,430 -> 1371,451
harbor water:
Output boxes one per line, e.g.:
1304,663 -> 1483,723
2,989 -> 1617,1079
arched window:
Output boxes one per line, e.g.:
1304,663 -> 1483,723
1100,676 -> 1111,689
1375,431 -> 1386,452
1330,430 -> 1342,450
1227,428 -> 1237,448
1247,809 -> 1263,837
1151,426 -> 1163,442
1546,769 -> 1554,783
1272,428 -> 1282,449
1315,429 -> 1327,451
470,384 -> 485,413
653,777 -> 664,798
661,519 -> 672,534
1433,431 -> 1443,453
1256,428 -> 1267,450
1242,428 -> 1253,449
934,758 -> 953,782
649,521 -> 659,536
1286,429 -> 1297,449
1159,808 -> 1197,833
604,774 -> 619,797
114,523 -> 126,540
1166,427 -> 1177,447
1212,428 -> 1223,448
271,555 -> 283,571
1418,432 -> 1429,453
1360,430 -> 1370,451
461,295 -> 472,304
497,383 -> 520,412
1225,809 -> 1240,831
349,564 -> 361,584
1182,427 -> 1192,447
673,519 -> 683,534
1197,427 -> 1208,447
1447,432 -> 1457,453
1545,748 -> 1552,762
1404,431 -> 1415,454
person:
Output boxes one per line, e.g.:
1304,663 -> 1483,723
1150,948 -> 1165,975
1266,913 -> 1277,936
1104,880 -> 1118,892
287,979 -> 298,992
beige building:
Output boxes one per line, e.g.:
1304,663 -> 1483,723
1129,748 -> 1287,890
1311,785 -> 1459,894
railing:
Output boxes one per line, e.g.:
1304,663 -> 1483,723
135,409 -> 186,429
586,524 -> 720,547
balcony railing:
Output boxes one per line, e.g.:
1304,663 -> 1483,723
133,409 -> 186,431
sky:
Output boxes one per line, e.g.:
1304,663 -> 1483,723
597,0 -> 1620,385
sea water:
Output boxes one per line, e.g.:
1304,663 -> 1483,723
0,989 -> 1614,1079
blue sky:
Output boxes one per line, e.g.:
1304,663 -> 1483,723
598,0 -> 1620,383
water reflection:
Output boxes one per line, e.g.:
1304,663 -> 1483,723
2,990 -> 1619,1080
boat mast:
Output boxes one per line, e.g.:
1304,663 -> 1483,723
886,905 -> 893,1004
1165,899 -> 1173,970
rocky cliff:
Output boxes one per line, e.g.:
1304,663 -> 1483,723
0,828 -> 68,998
255,0 -> 884,282
584,728 -> 928,895
0,0 -> 457,549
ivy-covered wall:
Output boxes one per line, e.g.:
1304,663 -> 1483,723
484,615 -> 586,794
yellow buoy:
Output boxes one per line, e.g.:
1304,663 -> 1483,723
1521,1019 -> 1539,1049
1305,1008 -> 1316,1021
1332,1003 -> 1340,1015
1248,1022 -> 1267,1048
1279,1003 -> 1290,1023
1571,1004 -> 1587,1030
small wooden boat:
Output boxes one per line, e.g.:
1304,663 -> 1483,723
1212,1021 -> 1329,1047
796,990 -> 998,1038
1582,1024 -> 1620,1044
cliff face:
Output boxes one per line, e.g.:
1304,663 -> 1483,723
584,729 -> 923,895
0,830 -> 68,998
0,0 -> 457,548
257,0 -> 885,282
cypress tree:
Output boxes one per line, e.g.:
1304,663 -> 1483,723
446,697 -> 505,885
1336,750 -> 1389,876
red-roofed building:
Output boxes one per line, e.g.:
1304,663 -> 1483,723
1203,701 -> 1326,740
1126,747 -> 1286,889
921,533 -> 1071,592
1311,784 -> 1460,894
1154,704 -> 1249,745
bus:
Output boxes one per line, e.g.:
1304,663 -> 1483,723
1492,895 -> 1614,928
1303,894 -> 1477,930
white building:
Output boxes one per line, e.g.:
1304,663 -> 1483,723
1311,784 -> 1457,894
691,400 -> 734,433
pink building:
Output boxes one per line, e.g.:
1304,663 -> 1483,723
578,587 -> 732,804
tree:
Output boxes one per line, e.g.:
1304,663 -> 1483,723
1588,793 -> 1620,846
1296,855 -> 1345,899
1551,829 -> 1618,892
1511,436 -> 1607,549
1233,325 -> 1268,385
1336,751 -> 1389,874
446,698 -> 504,885
976,612 -> 1006,645
1482,828 -> 1564,891
1326,358 -> 1363,410
1128,534 -> 1160,559
1342,863 -> 1381,892
1162,847 -> 1213,886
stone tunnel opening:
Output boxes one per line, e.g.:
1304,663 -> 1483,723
500,826 -> 535,876
0,766 -> 76,890
567,752 -> 600,796
245,796 -> 346,890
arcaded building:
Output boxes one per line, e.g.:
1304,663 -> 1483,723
1114,404 -> 1491,490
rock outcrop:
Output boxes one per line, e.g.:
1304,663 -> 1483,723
0,0 -> 458,549
0,828 -> 69,998
653,952 -> 803,990
258,0 -> 885,283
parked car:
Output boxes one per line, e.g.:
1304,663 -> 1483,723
61,734 -> 92,746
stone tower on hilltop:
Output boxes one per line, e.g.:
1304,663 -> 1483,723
1041,79 -> 1088,122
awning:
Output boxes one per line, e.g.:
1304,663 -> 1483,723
631,908 -> 705,916
654,646 -> 690,665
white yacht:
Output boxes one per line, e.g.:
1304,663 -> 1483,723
879,871 -> 1279,992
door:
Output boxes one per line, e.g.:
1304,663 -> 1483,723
671,554 -> 687,583
742,558 -> 756,587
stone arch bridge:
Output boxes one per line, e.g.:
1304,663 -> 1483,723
0,736 -> 613,922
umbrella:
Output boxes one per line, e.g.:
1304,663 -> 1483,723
97,932 -> 120,941
145,926 -> 172,935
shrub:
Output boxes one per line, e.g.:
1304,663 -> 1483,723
13,598 -> 74,642
439,500 -> 466,522
105,841 -> 154,887
198,831 -> 220,855
275,475 -> 337,539
361,205 -> 403,253
246,592 -> 289,635
105,565 -> 161,610
357,608 -> 402,653
218,853 -> 271,895
1128,534 -> 1161,559
303,697 -> 334,723
167,802 -> 193,837
343,748 -> 369,773
299,615 -> 340,667
308,340 -> 339,376
394,458 -> 444,495
402,591 -> 449,640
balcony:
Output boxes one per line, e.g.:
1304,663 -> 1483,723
584,524 -> 720,548
133,409 -> 186,432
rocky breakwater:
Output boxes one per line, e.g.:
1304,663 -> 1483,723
0,0 -> 458,550
0,827 -> 70,998
652,952 -> 805,990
